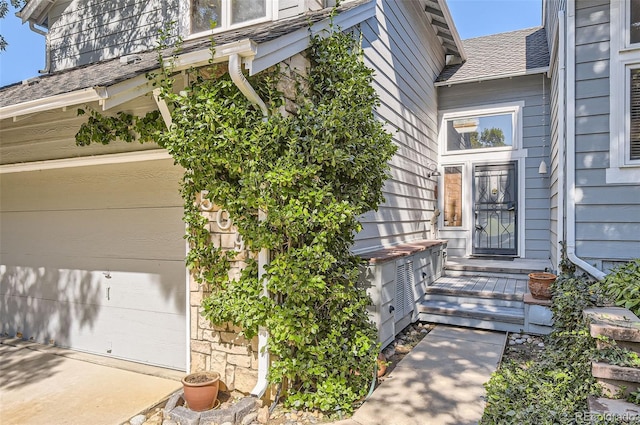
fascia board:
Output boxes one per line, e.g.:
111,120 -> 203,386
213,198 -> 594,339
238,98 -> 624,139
438,0 -> 466,61
434,66 -> 550,87
249,0 -> 377,76
17,0 -> 56,25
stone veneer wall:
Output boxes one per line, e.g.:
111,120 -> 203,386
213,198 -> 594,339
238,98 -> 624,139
189,204 -> 259,393
189,53 -> 310,394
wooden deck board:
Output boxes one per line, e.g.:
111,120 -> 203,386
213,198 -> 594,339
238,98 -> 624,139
429,275 -> 528,296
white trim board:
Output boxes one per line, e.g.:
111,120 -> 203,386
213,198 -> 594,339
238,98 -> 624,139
0,150 -> 172,174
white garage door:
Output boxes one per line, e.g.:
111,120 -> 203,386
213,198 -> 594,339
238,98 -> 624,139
0,159 -> 187,370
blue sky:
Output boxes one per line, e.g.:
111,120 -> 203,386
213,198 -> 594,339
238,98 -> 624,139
0,0 -> 542,87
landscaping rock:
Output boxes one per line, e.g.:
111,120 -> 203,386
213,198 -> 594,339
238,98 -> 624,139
130,414 -> 147,425
200,407 -> 234,425
257,406 -> 269,424
168,406 -> 200,425
232,397 -> 258,423
241,412 -> 258,425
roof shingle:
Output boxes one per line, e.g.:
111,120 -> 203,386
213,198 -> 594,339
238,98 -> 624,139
436,27 -> 549,85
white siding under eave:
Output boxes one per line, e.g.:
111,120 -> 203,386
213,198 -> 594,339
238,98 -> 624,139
352,0 -> 445,253
438,75 -> 552,260
572,1 -> 640,267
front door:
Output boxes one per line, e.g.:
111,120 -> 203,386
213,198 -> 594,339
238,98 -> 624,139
472,163 -> 517,256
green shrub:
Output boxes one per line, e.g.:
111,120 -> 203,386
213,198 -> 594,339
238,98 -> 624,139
481,274 -> 602,424
601,259 -> 640,317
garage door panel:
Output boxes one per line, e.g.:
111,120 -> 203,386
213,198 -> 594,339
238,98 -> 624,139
1,208 -> 185,260
0,294 -> 186,369
0,260 -> 186,313
0,161 -> 187,370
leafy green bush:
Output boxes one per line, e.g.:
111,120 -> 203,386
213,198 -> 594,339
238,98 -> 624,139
76,23 -> 395,413
601,259 -> 640,317
481,275 -> 602,424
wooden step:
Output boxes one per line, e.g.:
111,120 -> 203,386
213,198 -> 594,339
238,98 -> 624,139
585,307 -> 640,354
425,285 -> 524,302
418,300 -> 524,324
592,362 -> 640,398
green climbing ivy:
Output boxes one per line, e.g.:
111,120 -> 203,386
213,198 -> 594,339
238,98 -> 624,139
75,23 -> 396,414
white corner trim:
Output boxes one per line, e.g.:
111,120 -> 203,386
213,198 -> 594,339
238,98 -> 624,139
0,88 -> 107,121
608,0 -> 640,184
0,150 -> 172,174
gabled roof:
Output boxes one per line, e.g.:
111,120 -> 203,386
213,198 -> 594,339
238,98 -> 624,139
435,27 -> 549,86
0,0 -> 375,117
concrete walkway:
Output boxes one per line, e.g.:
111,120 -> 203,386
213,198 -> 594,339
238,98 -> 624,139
0,338 -> 182,425
337,325 -> 506,425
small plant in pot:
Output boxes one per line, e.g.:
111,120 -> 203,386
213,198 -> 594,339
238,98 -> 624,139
182,371 -> 220,411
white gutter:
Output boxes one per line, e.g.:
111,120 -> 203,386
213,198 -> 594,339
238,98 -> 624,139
227,53 -> 270,398
564,1 -> 606,281
0,87 -> 107,121
0,150 -> 172,173
434,67 -> 550,87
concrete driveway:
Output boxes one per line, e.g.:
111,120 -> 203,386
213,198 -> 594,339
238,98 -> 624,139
0,338 -> 182,425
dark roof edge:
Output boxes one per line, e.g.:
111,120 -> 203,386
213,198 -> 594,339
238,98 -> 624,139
435,66 -> 549,87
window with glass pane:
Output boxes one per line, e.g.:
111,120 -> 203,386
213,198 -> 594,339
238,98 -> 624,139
232,0 -> 266,25
631,0 -> 640,44
445,113 -> 513,152
191,0 -> 267,34
631,68 -> 640,160
443,166 -> 463,227
192,0 -> 221,33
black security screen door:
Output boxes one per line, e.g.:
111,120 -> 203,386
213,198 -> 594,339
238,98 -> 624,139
473,163 -> 517,256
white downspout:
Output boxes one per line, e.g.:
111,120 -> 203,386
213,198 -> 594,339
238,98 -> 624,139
228,53 -> 270,397
29,22 -> 50,74
564,3 -> 606,280
228,54 -> 268,117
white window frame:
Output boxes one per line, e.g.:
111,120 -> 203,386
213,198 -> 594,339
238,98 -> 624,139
185,0 -> 276,40
438,102 -> 527,258
440,103 -> 523,156
608,0 -> 640,183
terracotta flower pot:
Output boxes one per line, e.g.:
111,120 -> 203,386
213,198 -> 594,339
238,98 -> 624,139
182,372 -> 220,412
528,272 -> 557,300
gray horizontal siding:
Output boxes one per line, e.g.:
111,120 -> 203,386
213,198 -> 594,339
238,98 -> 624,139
572,0 -> 640,265
48,0 -> 179,72
438,74 -> 551,260
46,0 -> 308,72
353,0 -> 445,253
